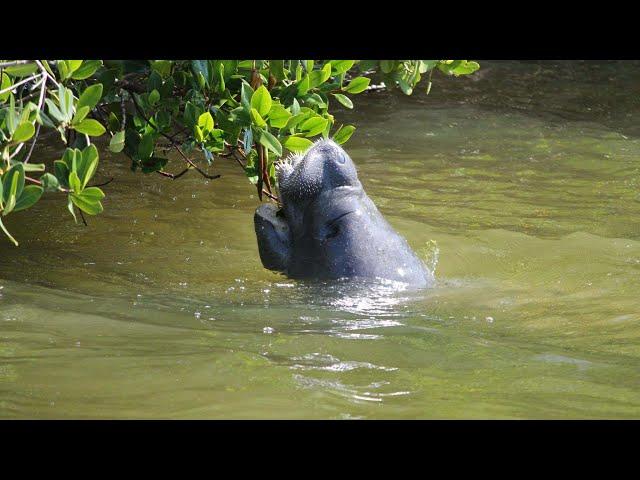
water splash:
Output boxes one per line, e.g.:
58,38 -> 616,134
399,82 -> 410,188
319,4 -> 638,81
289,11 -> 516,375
418,239 -> 439,274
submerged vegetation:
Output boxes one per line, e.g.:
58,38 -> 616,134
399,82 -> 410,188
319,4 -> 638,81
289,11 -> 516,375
0,59 -> 479,245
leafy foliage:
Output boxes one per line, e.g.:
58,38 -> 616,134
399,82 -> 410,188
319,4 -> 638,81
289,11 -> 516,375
0,59 -> 479,245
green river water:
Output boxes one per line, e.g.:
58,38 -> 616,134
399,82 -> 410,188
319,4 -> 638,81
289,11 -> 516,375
1,61 -> 639,418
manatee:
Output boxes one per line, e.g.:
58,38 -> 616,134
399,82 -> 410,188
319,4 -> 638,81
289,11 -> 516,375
254,139 -> 434,287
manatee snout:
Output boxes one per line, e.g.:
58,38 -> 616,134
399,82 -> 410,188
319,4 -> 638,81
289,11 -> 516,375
254,139 -> 434,287
254,203 -> 290,272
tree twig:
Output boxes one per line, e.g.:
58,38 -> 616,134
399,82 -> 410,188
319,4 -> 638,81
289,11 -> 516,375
25,176 -> 70,193
88,177 -> 114,188
262,189 -> 279,202
79,209 -> 88,226
124,87 -> 221,180
156,169 -> 190,180
0,73 -> 42,96
0,60 -> 31,69
23,76 -> 48,164
35,61 -> 59,88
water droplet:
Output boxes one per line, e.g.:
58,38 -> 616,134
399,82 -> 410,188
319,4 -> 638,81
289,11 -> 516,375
263,327 -> 275,334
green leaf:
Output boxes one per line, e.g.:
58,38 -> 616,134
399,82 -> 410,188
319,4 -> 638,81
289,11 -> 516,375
74,119 -> 106,136
270,60 -> 286,81
78,144 -> 99,188
198,111 -> 214,133
291,98 -> 300,115
67,196 -> 78,224
419,60 -> 438,73
67,60 -> 83,74
57,85 -> 73,122
251,86 -> 272,117
107,112 -> 120,132
12,122 -> 35,143
297,75 -> 310,96
72,106 -> 90,125
77,84 -> 103,110
267,104 -> 292,129
54,160 -> 70,188
40,173 -> 60,192
70,188 -> 104,215
69,171 -> 82,194
330,60 -> 355,75
258,129 -> 282,156
450,60 -> 480,76
299,116 -> 328,137
2,168 -> 20,215
217,63 -> 226,92
62,148 -> 78,171
304,60 -> 314,73
0,72 -> 11,102
194,125 -> 204,142
243,128 -> 253,152
148,89 -> 160,105
380,60 -> 397,74
138,133 -> 154,159
109,131 -> 125,153
4,63 -> 38,77
148,71 -> 163,92
240,82 -> 254,111
0,217 -> 18,246
191,60 -> 209,86
20,163 -> 45,172
398,79 -> 413,95
250,108 -> 267,128
71,60 -> 102,80
13,185 -> 43,212
78,186 -> 105,202
332,93 -> 353,109
2,163 -> 25,205
284,111 -> 312,132
151,60 -> 172,78
333,125 -> 356,144
7,94 -> 16,134
343,77 -> 370,94
183,101 -> 198,128
283,136 -> 313,153
309,63 -> 332,89
45,98 -> 65,123
55,61 -> 71,81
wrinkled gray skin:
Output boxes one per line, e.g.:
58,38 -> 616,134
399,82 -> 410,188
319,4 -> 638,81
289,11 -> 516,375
254,139 -> 434,287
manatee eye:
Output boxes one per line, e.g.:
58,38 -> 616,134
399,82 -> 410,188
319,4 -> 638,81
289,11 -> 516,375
324,222 -> 340,240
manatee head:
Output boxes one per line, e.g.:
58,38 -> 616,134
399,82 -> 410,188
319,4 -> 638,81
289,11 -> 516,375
277,139 -> 360,204
254,139 -> 363,272
255,139 -> 433,286
275,139 -> 362,233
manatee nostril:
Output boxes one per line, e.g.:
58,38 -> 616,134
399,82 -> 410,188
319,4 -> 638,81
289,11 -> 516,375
336,153 -> 346,165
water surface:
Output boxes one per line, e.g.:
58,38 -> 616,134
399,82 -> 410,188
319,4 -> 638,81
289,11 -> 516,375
1,61 -> 639,418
